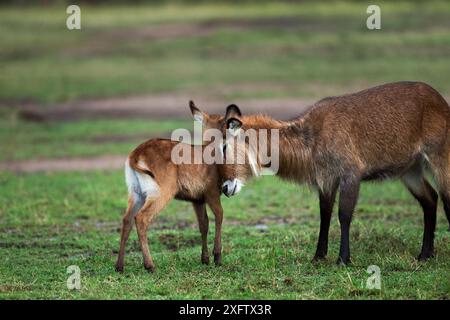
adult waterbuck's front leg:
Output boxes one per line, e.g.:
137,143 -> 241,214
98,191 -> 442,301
337,175 -> 360,265
313,182 -> 338,261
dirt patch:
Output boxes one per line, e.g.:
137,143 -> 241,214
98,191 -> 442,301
30,132 -> 170,145
0,284 -> 33,293
8,88 -> 450,173
67,16 -> 325,57
89,133 -> 159,144
0,241 -> 85,250
119,16 -> 313,40
0,154 -> 126,173
18,93 -> 315,123
158,234 -> 197,251
19,83 -> 448,123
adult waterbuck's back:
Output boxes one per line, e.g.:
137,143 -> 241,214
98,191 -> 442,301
219,81 -> 450,265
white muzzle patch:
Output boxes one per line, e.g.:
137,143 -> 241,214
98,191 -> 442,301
221,179 -> 243,197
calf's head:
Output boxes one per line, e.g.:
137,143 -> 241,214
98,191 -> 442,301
189,100 -> 224,143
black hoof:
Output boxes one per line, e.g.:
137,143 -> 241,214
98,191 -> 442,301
417,252 -> 434,261
201,256 -> 210,265
144,264 -> 156,273
336,257 -> 351,266
214,253 -> 222,266
312,254 -> 326,263
115,265 -> 124,273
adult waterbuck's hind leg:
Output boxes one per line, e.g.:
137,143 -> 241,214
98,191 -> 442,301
428,147 -> 450,231
337,175 -> 361,265
440,192 -> 450,231
193,202 -> 210,264
115,193 -> 144,272
313,182 -> 339,261
439,191 -> 450,231
401,166 -> 438,261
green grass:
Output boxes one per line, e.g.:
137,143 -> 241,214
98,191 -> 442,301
0,171 -> 449,299
1,0 -> 450,300
0,111 -> 190,161
1,1 -> 450,103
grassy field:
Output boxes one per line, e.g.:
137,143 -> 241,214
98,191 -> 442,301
1,1 -> 450,103
1,1 -> 450,300
0,171 -> 449,299
0,114 -> 190,161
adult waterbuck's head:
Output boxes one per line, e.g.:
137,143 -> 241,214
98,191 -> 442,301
219,104 -> 265,197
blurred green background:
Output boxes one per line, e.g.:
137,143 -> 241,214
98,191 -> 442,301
1,0 -> 450,103
1,0 -> 450,161
0,0 -> 449,299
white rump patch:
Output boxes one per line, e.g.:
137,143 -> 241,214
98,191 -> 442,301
125,159 -> 159,200
125,159 -> 139,195
136,160 -> 159,198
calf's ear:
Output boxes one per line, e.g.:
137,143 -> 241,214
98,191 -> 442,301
189,100 -> 207,123
225,104 -> 242,120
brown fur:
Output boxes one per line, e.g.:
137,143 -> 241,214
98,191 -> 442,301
219,81 -> 450,264
115,104 -> 225,273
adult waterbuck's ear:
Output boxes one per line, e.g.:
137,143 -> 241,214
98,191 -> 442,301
224,104 -> 242,120
189,100 -> 207,124
226,117 -> 242,136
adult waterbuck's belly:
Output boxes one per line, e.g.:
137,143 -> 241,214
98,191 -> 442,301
361,157 -> 424,181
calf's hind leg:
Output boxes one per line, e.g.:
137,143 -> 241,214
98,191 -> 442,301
401,167 -> 438,261
135,194 -> 173,272
115,194 -> 144,272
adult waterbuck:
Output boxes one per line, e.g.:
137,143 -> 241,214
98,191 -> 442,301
218,81 -> 450,265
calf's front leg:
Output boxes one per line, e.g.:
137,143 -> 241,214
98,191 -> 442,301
206,195 -> 223,266
193,202 -> 210,264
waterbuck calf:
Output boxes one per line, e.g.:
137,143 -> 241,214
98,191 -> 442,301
115,103 -> 225,272
219,81 -> 450,265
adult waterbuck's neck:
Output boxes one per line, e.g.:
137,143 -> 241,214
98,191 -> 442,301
219,105 -> 316,196
277,117 -> 316,184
